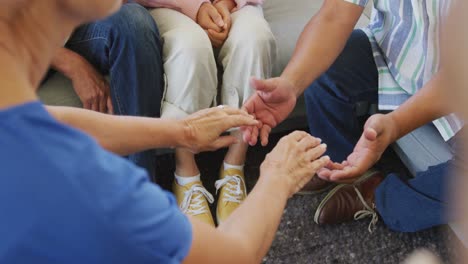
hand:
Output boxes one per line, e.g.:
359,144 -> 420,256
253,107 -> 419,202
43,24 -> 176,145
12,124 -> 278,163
260,131 -> 330,197
208,0 -> 234,47
242,77 -> 297,147
197,2 -> 225,38
318,114 -> 399,182
69,59 -> 113,114
180,106 -> 259,153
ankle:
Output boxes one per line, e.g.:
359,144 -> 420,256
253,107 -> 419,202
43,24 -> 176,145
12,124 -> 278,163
223,162 -> 244,172
175,173 -> 201,186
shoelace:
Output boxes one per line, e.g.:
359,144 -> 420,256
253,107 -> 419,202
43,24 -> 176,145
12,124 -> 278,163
180,184 -> 214,216
353,186 -> 379,233
215,175 -> 247,203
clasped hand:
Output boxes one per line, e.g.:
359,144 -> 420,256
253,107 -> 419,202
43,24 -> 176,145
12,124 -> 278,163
197,0 -> 235,47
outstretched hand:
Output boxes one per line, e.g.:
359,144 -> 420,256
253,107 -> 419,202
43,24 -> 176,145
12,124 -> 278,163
260,131 -> 330,197
180,106 -> 259,153
242,77 -> 297,147
317,114 -> 398,183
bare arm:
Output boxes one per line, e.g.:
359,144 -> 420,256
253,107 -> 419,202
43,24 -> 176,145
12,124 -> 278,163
50,47 -> 87,80
283,0 -> 364,96
50,47 -> 112,113
47,105 -> 259,156
184,132 -> 330,264
47,106 -> 184,155
319,70 -> 454,181
388,70 -> 452,141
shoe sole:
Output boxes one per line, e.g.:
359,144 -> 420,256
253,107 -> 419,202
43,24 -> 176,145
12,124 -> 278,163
313,169 -> 381,224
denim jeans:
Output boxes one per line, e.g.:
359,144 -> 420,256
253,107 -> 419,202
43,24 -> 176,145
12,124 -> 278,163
305,29 -> 455,232
66,3 -> 164,178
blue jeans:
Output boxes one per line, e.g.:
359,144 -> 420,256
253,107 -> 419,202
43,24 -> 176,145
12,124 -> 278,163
305,29 -> 455,232
66,4 -> 164,178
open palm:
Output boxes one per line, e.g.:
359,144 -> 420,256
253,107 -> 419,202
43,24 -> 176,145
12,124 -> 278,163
242,77 -> 297,146
318,114 -> 398,182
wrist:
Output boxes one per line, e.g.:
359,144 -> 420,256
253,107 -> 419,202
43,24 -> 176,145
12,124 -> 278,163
280,72 -> 303,98
174,119 -> 193,149
257,169 -> 290,201
384,112 -> 402,142
215,0 -> 236,11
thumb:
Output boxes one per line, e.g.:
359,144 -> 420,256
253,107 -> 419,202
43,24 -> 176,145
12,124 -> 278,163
363,116 -> 384,141
209,9 -> 225,28
212,135 -> 239,149
250,77 -> 276,93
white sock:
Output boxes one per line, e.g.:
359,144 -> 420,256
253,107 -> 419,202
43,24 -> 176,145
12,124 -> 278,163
175,173 -> 201,186
223,162 -> 244,171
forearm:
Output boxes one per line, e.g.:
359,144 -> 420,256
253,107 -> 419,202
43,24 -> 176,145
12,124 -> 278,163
50,48 -> 85,79
218,175 -> 289,263
185,174 -> 289,264
47,106 -> 186,155
388,71 -> 451,140
282,0 -> 363,96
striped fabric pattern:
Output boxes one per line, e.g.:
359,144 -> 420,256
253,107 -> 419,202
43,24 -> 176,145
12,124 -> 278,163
344,0 -> 462,141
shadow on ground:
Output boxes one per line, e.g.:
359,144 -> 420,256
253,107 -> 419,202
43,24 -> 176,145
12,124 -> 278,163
155,130 -> 460,264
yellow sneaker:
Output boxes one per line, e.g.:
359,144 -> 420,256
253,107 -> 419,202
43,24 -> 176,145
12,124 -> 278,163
215,168 -> 247,224
173,181 -> 215,226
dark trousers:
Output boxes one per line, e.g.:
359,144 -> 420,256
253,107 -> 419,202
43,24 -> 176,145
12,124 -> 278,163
66,4 -> 164,178
305,29 -> 453,232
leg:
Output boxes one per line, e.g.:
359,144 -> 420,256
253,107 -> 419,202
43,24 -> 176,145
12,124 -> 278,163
66,3 -> 164,177
376,161 -> 453,232
375,134 -> 462,232
305,29 -> 378,162
150,8 -> 217,226
215,6 -> 276,223
151,8 -> 217,177
218,5 -> 277,165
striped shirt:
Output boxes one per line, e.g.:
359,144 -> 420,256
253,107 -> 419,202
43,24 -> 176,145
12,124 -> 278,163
345,0 -> 462,140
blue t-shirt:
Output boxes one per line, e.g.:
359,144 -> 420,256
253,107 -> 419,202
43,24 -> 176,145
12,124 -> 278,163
0,102 -> 192,264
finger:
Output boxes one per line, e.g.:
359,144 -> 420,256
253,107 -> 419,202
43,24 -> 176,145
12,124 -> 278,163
107,97 -> 114,115
309,155 -> 331,174
211,135 -> 239,150
208,29 -> 227,40
249,126 -> 259,146
364,127 -> 378,141
83,101 -> 92,110
241,126 -> 252,143
325,161 -> 346,170
317,167 -> 332,179
328,166 -> 361,182
286,130 -> 310,142
209,8 -> 225,28
305,143 -> 327,161
202,20 -> 222,32
250,77 -> 276,93
224,115 -> 259,130
260,125 -> 271,146
99,95 -> 107,113
298,135 -> 322,151
91,101 -> 99,112
217,106 -> 251,117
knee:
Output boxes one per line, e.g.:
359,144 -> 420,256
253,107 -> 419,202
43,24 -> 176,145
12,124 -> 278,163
107,4 -> 161,46
226,16 -> 276,55
165,26 -> 216,69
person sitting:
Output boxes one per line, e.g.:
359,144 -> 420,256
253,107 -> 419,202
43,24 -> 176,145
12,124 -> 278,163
49,1 -> 164,177
243,0 -> 463,233
0,0 -> 330,263
140,0 -> 277,225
